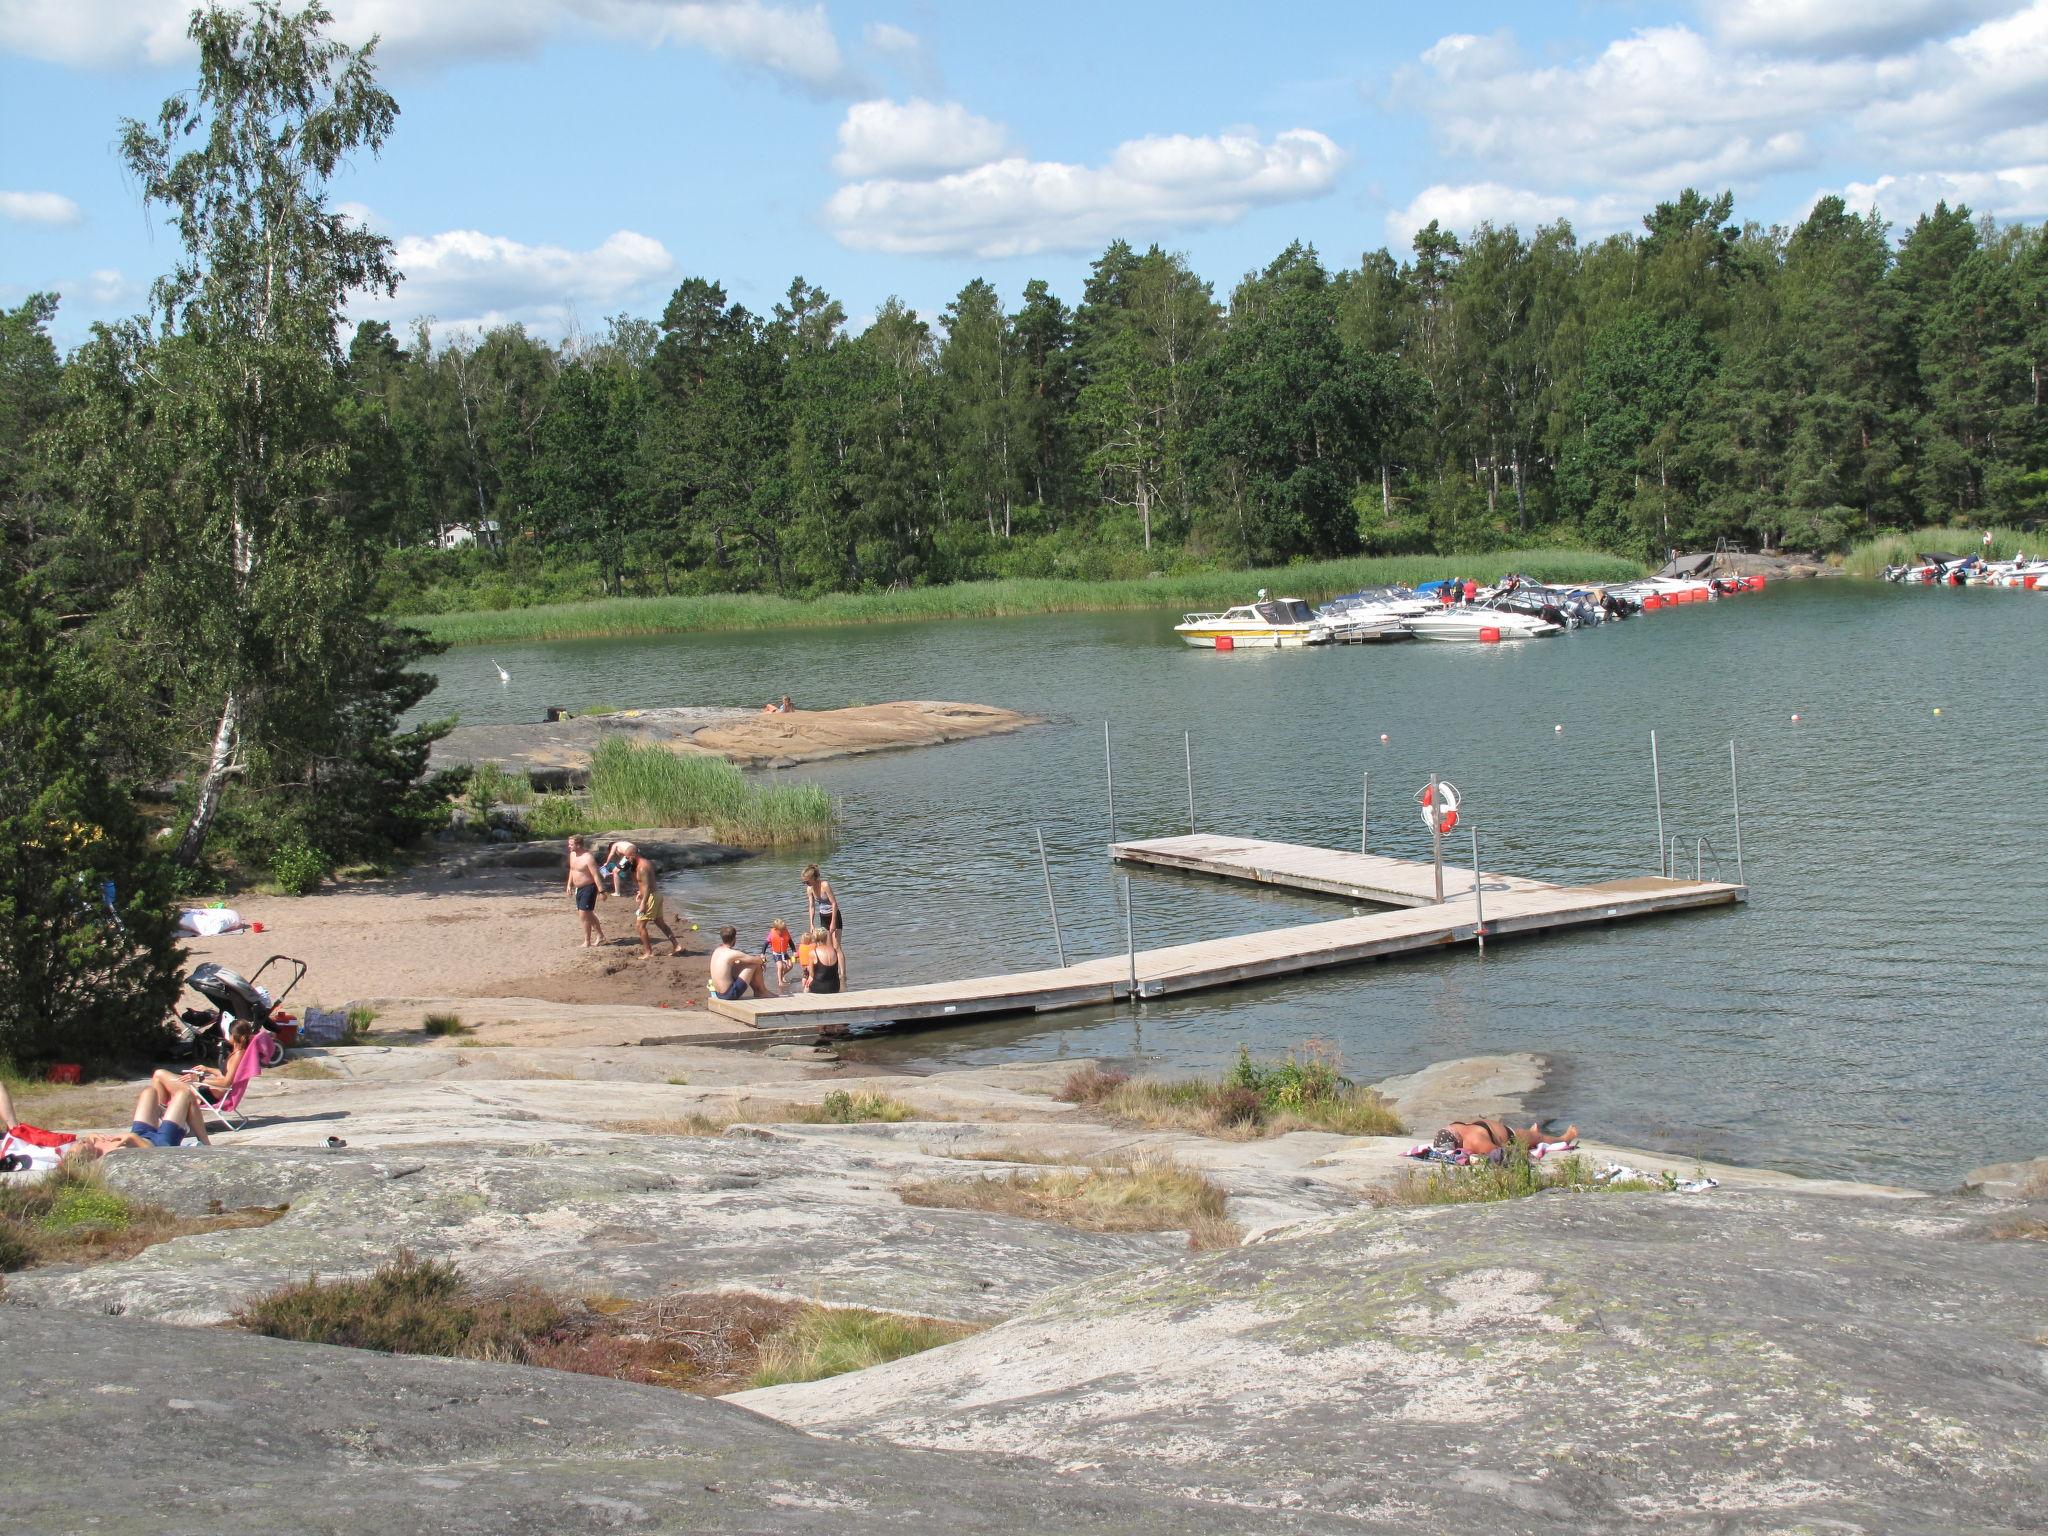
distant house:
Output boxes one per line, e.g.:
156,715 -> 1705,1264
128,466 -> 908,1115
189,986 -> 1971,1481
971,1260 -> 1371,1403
437,520 -> 500,551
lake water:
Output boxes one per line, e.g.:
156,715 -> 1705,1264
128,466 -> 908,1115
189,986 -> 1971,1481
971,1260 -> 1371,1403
422,582 -> 2048,1187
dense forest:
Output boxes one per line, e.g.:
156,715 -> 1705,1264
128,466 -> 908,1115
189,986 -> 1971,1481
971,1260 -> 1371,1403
7,191 -> 2047,616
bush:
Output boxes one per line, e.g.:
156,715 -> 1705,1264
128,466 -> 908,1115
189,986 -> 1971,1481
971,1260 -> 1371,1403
524,793 -> 590,838
239,1252 -> 563,1356
0,582 -> 181,1070
465,762 -> 529,818
270,841 -> 330,895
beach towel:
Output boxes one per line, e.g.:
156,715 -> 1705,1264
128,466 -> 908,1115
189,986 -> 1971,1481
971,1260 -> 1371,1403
178,907 -> 245,937
1,1126 -> 72,1176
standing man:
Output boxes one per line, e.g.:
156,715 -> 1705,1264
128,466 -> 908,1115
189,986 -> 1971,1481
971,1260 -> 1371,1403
565,836 -> 605,948
627,845 -> 682,959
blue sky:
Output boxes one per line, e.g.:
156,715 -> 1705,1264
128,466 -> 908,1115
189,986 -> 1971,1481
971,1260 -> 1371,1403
4,0 -> 2045,346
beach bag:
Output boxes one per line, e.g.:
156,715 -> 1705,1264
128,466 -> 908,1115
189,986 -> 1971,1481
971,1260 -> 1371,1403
298,1007 -> 349,1045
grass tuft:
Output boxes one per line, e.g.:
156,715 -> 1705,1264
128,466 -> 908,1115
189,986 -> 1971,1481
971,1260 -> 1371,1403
747,1306 -> 975,1389
610,1090 -> 921,1136
421,1012 -> 472,1037
585,737 -> 834,848
901,1155 -> 1240,1250
1057,1043 -> 1402,1140
524,793 -> 591,838
1,1161 -> 283,1272
1375,1150 -> 1659,1207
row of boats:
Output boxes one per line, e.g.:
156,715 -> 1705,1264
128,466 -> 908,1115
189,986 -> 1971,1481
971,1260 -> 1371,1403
1174,573 -> 1768,648
1881,552 -> 2048,589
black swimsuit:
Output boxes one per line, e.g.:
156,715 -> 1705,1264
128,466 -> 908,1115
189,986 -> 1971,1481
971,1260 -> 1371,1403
809,956 -> 841,994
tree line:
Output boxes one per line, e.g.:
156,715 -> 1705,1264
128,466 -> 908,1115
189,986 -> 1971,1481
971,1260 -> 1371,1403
302,191 -> 2048,607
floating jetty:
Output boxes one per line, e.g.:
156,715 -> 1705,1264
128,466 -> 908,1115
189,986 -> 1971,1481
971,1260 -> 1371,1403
708,835 -> 1745,1032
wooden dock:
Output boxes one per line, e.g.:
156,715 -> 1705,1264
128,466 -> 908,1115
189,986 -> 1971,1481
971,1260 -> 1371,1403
707,837 -> 1744,1032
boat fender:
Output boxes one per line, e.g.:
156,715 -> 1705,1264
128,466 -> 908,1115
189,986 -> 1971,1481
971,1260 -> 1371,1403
1478,626 -> 1501,644
1215,635 -> 1234,651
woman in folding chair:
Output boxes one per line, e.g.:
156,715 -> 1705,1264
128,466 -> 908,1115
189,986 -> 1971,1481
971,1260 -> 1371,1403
151,1020 -> 274,1131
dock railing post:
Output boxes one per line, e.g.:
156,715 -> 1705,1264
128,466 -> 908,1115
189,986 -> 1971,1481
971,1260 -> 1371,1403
1430,773 -> 1444,904
1729,739 -> 1745,889
1122,874 -> 1137,1004
1185,731 -> 1196,833
1695,837 -> 1703,883
1035,827 -> 1066,968
1470,824 -> 1485,951
1650,729 -> 1666,876
1361,770 -> 1369,853
1104,720 -> 1116,848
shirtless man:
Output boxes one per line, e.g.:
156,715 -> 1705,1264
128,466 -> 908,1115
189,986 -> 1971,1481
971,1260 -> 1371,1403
565,836 -> 605,948
626,845 -> 682,959
709,926 -> 773,999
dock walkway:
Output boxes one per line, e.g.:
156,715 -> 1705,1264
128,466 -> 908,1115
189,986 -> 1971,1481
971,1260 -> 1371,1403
708,836 -> 1743,1031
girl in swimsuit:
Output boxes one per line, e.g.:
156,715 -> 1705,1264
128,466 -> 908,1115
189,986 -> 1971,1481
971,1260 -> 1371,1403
807,930 -> 842,995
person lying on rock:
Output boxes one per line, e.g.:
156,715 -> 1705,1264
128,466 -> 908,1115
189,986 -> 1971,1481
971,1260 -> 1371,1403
1,1080 -> 209,1164
1434,1117 -> 1578,1159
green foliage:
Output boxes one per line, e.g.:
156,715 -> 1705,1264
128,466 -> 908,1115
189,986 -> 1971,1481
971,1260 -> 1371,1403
464,762 -> 528,817
1058,1046 -> 1401,1139
747,1306 -> 972,1389
238,1252 -> 565,1357
1385,1150 -> 1660,1206
586,737 -> 834,847
811,1090 -> 912,1124
39,1182 -> 134,1233
523,793 -> 591,838
0,582 -> 180,1069
341,1006 -> 376,1044
1843,523 -> 2032,578
420,1012 -> 470,1037
270,842 -> 329,896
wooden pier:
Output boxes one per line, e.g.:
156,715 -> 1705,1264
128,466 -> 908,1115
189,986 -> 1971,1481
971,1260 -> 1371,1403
707,836 -> 1744,1032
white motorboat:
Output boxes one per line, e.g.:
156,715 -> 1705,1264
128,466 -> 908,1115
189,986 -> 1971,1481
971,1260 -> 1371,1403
1315,587 -> 1432,642
1399,607 -> 1561,643
1175,594 -> 1331,648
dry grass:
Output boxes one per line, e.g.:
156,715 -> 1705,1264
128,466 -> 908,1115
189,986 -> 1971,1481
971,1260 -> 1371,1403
1,1160 -> 285,1273
237,1254 -> 972,1392
900,1156 -> 1242,1251
5,1080 -> 148,1131
607,1090 -> 923,1136
276,1060 -> 340,1080
1987,1214 -> 2048,1242
1373,1152 -> 1657,1208
1057,1045 -> 1403,1141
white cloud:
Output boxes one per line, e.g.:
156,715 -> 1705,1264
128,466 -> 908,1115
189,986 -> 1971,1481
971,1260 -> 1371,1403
826,127 -> 1344,258
0,188 -> 83,224
832,98 -> 1010,177
1707,0 -> 2011,56
0,0 -> 858,91
1833,165 -> 2048,220
1383,184 -> 1637,246
865,21 -> 919,56
358,227 -> 676,333
1854,2 -> 2048,163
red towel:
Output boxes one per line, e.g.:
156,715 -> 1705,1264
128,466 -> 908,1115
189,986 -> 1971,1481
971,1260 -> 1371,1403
5,1123 -> 75,1148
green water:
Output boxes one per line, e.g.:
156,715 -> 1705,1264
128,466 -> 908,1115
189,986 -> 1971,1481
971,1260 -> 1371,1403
422,582 -> 2048,1186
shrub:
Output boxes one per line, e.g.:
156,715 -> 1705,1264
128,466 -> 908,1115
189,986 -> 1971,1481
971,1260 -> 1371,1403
421,1012 -> 471,1037
239,1252 -> 563,1356
523,793 -> 590,838
270,842 -> 330,895
1054,1064 -> 1131,1104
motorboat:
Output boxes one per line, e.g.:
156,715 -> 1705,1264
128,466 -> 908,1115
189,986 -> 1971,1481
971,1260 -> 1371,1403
1399,607 -> 1561,642
1315,586 -> 1432,642
1175,594 -> 1331,648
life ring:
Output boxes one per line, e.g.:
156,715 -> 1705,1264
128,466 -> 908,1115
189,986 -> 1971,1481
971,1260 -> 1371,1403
1418,780 -> 1461,835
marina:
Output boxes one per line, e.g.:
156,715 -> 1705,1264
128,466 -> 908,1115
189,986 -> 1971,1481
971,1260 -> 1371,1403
708,837 -> 1745,1031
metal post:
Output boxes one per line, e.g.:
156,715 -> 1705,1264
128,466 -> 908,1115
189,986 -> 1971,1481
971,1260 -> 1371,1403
1650,730 -> 1666,877
1184,731 -> 1196,833
1122,874 -> 1137,1003
1695,837 -> 1703,883
1470,824 -> 1485,951
1361,770 -> 1369,854
1430,773 -> 1444,904
1104,720 -> 1116,847
1035,827 -> 1066,968
1729,739 -> 1745,889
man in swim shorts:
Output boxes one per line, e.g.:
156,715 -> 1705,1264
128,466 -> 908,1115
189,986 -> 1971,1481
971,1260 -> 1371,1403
709,926 -> 772,999
565,836 -> 605,948
627,845 -> 682,959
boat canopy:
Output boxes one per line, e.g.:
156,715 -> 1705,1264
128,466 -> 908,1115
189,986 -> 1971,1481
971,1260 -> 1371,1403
1251,598 -> 1313,624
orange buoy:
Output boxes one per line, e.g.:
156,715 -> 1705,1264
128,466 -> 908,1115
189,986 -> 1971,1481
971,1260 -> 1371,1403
1643,594 -> 1663,611
1478,626 -> 1501,644
1215,635 -> 1234,651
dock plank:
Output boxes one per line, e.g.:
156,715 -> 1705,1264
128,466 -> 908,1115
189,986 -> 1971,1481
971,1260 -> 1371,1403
1109,832 -> 1559,906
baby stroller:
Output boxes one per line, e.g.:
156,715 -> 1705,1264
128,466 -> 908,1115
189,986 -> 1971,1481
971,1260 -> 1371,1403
173,957 -> 307,1068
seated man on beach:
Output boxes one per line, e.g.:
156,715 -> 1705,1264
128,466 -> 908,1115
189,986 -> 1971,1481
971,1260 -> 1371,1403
709,926 -> 774,1000
566,836 -> 606,948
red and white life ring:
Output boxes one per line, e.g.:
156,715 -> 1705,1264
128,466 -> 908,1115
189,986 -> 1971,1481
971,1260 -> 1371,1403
1418,780 -> 1461,835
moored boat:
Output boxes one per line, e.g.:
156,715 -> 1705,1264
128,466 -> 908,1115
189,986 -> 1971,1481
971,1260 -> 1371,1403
1175,594 -> 1331,648
1399,607 -> 1561,643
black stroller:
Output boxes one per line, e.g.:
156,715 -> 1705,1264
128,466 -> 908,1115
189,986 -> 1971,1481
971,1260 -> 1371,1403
172,957 -> 307,1068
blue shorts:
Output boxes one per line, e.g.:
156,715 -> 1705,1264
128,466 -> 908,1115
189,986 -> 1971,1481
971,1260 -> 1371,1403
130,1118 -> 188,1148
574,884 -> 597,912
715,976 -> 751,1001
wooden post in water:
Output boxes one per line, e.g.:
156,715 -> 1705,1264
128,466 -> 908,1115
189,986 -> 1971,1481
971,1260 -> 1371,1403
1430,773 -> 1444,904
1470,824 -> 1485,951
1035,827 -> 1066,968
1650,730 -> 1666,877
1360,770 -> 1369,853
1104,720 -> 1116,847
1184,731 -> 1196,833
1729,739 -> 1745,889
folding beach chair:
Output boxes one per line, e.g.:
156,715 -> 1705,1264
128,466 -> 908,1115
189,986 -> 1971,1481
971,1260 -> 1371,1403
197,1026 -> 282,1132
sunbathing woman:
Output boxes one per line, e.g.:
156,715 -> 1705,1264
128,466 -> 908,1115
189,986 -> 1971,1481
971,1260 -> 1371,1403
2,1081 -> 210,1162
1434,1117 -> 1578,1158
151,1019 -> 254,1109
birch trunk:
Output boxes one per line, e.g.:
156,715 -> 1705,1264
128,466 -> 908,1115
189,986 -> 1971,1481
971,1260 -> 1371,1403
177,689 -> 241,865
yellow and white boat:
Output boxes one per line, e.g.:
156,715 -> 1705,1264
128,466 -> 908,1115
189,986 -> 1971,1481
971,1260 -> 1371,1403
1174,594 -> 1331,648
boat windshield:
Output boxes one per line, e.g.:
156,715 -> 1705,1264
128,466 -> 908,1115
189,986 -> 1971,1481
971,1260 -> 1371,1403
1253,599 -> 1313,624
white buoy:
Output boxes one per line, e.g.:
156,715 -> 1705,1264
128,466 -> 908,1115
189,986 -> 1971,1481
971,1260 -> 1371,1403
1791,713 -> 1801,723
1379,733 -> 1389,743
492,659 -> 510,684
1932,707 -> 1942,716
1554,724 -> 1563,733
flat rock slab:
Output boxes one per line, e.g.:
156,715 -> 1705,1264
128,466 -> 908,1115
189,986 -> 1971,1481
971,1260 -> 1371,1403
0,1308 -> 1322,1536
6,1138 -> 1184,1327
737,1190 -> 2048,1533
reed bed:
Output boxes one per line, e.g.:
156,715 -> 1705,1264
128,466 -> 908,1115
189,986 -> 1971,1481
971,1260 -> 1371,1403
1842,524 -> 2034,579
408,548 -> 1648,646
585,736 -> 835,848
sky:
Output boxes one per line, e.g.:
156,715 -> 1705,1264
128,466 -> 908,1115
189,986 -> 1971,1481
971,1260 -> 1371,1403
3,0 -> 2046,346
